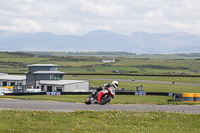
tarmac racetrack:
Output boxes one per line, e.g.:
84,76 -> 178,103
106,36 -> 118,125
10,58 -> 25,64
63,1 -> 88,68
0,99 -> 200,114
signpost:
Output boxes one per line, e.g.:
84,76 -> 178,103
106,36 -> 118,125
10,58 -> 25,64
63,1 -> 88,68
135,85 -> 146,96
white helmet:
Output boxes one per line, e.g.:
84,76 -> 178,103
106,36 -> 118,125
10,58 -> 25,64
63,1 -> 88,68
112,81 -> 119,88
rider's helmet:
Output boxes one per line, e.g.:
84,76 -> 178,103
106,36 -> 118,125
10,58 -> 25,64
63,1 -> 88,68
112,81 -> 119,88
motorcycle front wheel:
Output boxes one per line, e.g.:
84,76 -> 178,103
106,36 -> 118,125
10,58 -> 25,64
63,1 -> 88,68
100,94 -> 111,105
85,96 -> 91,105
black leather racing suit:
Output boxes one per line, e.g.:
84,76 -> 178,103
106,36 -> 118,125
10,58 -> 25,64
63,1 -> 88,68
92,83 -> 111,97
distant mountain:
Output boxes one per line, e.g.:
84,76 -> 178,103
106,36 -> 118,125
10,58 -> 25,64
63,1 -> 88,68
129,32 -> 200,53
0,30 -> 200,54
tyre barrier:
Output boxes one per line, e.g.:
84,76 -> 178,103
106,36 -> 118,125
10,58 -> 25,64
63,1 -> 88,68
146,92 -> 169,96
4,92 -> 46,96
182,93 -> 200,102
183,93 -> 194,102
194,93 -> 200,103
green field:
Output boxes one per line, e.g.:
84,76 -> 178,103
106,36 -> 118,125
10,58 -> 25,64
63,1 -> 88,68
1,52 -> 200,75
65,75 -> 200,84
29,51 -> 200,59
0,110 -> 200,133
81,79 -> 200,94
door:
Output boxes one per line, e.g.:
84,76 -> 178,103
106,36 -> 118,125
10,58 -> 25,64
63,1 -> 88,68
41,86 -> 44,91
47,86 -> 52,92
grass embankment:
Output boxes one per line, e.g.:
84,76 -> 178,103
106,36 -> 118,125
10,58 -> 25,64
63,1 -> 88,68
0,110 -> 199,133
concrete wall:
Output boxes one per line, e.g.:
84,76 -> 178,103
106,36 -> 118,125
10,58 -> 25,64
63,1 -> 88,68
39,81 -> 89,92
26,74 -> 35,87
63,81 -> 89,92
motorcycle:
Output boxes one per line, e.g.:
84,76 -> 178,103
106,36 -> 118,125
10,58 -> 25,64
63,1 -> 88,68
85,87 -> 115,105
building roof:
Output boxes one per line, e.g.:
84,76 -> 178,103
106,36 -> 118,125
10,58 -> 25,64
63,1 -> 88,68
33,71 -> 65,74
27,64 -> 59,67
39,80 -> 88,85
0,75 -> 26,81
0,73 -> 8,75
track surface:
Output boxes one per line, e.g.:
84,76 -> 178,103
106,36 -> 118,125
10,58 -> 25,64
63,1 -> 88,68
1,99 -> 200,114
70,77 -> 200,86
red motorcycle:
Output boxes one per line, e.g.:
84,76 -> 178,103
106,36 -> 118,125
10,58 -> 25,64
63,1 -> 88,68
85,87 -> 115,105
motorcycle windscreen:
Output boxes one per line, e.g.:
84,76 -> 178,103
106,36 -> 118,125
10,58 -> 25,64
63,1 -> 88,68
108,87 -> 115,96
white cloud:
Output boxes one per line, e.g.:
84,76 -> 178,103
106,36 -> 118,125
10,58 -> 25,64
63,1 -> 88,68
0,18 -> 42,32
0,0 -> 200,35
80,0 -> 126,17
46,21 -> 82,35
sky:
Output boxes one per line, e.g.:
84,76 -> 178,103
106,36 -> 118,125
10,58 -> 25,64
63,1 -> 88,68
0,0 -> 200,35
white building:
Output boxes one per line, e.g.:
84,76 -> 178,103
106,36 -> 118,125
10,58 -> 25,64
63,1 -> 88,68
25,64 -> 90,92
0,64 -> 90,93
0,75 -> 26,87
102,59 -> 115,63
39,80 -> 89,92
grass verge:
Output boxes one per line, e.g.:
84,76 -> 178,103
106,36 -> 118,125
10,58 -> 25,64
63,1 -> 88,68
0,95 -> 182,105
0,110 -> 200,133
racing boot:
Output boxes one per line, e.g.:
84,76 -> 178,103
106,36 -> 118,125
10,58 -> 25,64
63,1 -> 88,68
92,90 -> 97,97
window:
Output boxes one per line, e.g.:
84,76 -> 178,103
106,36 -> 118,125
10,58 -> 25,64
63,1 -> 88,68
50,75 -> 53,80
50,67 -> 57,71
47,86 -> 52,92
50,75 -> 63,80
3,81 -> 7,86
56,87 -> 62,92
58,75 -> 63,80
10,82 -> 15,86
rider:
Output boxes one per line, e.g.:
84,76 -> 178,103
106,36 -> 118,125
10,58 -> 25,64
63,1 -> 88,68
92,81 -> 119,96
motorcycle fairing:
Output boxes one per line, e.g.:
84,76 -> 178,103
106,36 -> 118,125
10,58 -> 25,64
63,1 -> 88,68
97,90 -> 108,103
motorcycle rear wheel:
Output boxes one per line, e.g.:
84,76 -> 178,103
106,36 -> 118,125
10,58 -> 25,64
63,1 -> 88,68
100,94 -> 111,105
